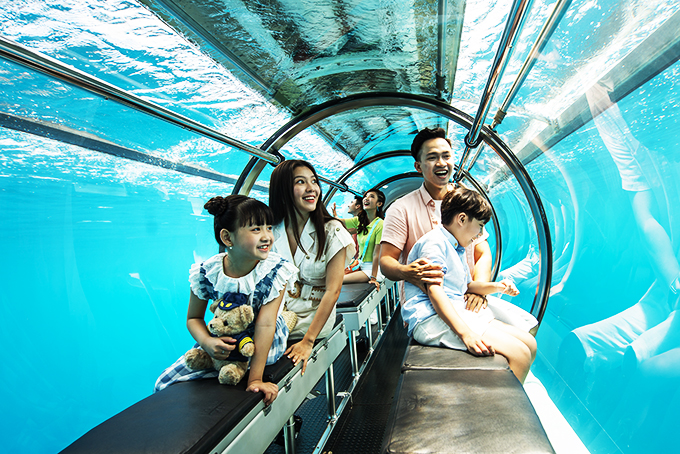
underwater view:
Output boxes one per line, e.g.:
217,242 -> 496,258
1,1 -> 679,453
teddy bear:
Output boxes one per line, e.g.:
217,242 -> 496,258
184,295 -> 256,385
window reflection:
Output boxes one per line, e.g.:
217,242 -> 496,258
558,79 -> 680,451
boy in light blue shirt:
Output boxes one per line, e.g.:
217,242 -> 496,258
402,186 -> 537,383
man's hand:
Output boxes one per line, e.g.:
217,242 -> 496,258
403,258 -> 444,292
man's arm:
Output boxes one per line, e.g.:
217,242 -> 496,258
380,242 -> 443,292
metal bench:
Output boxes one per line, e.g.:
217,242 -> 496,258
382,341 -> 555,454
60,320 -> 347,454
336,280 -> 396,376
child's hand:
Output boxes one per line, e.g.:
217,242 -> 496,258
461,332 -> 495,357
464,293 -> 487,312
285,339 -> 314,375
332,203 -> 338,217
499,279 -> 519,296
203,336 -> 236,360
246,380 -> 279,405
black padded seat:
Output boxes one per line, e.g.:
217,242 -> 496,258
382,369 -> 554,454
336,282 -> 374,309
402,343 -> 509,371
61,358 -> 294,454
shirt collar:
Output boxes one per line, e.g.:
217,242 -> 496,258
417,183 -> 434,206
299,217 -> 317,253
418,182 -> 454,206
273,218 -> 317,262
439,225 -> 464,251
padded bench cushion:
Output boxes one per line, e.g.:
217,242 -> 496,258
382,369 -> 554,454
336,283 -> 374,309
402,343 -> 509,371
61,358 -> 294,454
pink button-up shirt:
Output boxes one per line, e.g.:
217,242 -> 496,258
381,183 -> 487,273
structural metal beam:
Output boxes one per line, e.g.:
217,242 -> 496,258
248,92 -> 552,325
0,36 -> 281,166
453,0 -> 533,182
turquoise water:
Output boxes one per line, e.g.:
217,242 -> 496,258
0,130 -> 229,453
2,2 -> 680,454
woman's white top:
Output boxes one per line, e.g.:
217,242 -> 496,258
273,218 -> 356,339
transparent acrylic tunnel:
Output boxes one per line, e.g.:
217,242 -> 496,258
1,1 -> 680,453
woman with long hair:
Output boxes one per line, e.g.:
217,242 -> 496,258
269,160 -> 356,374
333,188 -> 385,290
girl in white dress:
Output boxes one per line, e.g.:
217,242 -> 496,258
154,195 -> 297,405
269,160 -> 356,375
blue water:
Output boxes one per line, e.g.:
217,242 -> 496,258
2,2 -> 680,454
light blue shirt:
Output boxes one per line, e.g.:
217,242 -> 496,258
402,226 -> 472,337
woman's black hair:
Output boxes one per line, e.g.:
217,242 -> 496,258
269,160 -> 335,260
356,188 -> 386,235
204,195 -> 274,247
440,186 -> 492,226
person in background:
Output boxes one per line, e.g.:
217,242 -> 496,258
336,195 -> 364,256
333,188 -> 386,290
346,195 -> 364,218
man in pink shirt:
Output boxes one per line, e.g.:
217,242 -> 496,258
380,127 -> 492,311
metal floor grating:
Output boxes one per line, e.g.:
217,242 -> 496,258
265,309 -> 409,454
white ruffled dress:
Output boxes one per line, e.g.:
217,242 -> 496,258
154,252 -> 297,392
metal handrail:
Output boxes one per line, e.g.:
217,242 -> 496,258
462,0 -> 571,174
492,0 -> 572,130
0,35 -> 282,166
453,0 -> 534,182
248,92 -> 552,325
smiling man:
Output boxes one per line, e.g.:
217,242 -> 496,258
380,127 -> 492,311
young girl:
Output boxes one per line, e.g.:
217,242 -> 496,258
154,195 -> 297,404
333,188 -> 386,290
402,187 -> 537,382
269,160 -> 356,375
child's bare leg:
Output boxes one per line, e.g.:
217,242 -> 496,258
482,327 -> 532,383
343,270 -> 369,284
490,320 -> 537,362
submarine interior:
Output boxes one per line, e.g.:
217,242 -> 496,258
1,0 -> 679,453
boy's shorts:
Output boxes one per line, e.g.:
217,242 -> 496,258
413,311 -> 493,350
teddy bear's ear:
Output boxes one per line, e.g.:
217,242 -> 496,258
241,306 -> 255,326
209,300 -> 219,313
